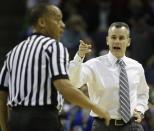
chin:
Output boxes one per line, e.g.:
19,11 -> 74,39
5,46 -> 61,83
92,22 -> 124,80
113,52 -> 123,58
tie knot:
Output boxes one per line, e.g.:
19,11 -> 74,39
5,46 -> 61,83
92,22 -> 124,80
117,59 -> 125,67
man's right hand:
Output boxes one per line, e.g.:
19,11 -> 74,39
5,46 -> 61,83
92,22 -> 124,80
91,104 -> 110,126
78,40 -> 92,58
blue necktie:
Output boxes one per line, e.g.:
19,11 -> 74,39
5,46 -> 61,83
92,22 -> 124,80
118,59 -> 131,123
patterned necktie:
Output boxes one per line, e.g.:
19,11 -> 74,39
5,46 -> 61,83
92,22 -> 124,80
118,59 -> 131,123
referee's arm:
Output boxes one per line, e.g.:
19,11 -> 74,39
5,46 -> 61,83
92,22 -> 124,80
54,79 -> 110,125
54,79 -> 93,109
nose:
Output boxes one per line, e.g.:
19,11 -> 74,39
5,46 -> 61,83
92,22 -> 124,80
61,21 -> 65,29
114,39 -> 121,46
114,38 -> 122,45
115,38 -> 120,42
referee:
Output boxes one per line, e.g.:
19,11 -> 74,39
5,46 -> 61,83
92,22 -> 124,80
0,3 -> 110,131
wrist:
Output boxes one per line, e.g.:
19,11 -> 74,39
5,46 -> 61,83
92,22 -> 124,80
137,111 -> 144,119
77,52 -> 85,58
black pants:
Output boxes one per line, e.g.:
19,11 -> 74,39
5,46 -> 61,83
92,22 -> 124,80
92,118 -> 144,131
8,106 -> 63,131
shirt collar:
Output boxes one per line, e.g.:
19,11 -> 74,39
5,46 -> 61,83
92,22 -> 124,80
31,32 -> 52,38
107,51 -> 127,66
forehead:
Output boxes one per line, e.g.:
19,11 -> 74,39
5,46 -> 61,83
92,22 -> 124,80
47,5 -> 62,18
108,26 -> 129,37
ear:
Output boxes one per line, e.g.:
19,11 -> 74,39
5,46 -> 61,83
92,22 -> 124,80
106,36 -> 109,46
127,38 -> 131,47
38,17 -> 46,28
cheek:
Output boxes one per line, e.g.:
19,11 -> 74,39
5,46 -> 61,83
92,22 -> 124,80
122,45 -> 127,51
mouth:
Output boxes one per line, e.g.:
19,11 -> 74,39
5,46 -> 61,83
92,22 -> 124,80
113,46 -> 121,51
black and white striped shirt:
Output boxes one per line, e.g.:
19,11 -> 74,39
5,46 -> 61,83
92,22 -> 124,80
0,33 -> 69,109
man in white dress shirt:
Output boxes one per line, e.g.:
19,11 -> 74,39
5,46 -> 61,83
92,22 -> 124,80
69,22 -> 149,131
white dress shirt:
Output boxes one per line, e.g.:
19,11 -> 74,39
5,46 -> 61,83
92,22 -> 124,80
69,51 -> 149,119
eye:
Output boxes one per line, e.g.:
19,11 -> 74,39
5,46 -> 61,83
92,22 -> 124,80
111,36 -> 116,40
119,36 -> 125,40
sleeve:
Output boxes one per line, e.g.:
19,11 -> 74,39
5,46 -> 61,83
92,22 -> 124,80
69,53 -> 90,88
45,41 -> 69,81
136,65 -> 149,114
0,60 -> 9,92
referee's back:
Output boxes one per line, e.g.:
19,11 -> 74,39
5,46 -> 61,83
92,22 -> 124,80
0,33 -> 69,108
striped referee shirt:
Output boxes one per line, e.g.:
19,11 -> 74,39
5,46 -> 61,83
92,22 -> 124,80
0,33 -> 69,110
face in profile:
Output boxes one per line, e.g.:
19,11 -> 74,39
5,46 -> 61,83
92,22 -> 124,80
106,26 -> 131,58
39,5 -> 65,40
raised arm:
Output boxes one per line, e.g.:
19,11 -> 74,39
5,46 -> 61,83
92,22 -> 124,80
69,40 -> 92,87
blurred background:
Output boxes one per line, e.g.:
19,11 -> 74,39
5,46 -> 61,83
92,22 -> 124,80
0,0 -> 154,131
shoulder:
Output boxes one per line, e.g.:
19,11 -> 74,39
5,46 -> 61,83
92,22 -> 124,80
84,55 -> 107,67
126,57 -> 143,69
43,37 -> 56,50
43,39 -> 68,56
43,38 -> 67,49
6,39 -> 27,58
126,57 -> 140,65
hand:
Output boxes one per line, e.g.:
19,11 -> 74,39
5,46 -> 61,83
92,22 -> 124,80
91,104 -> 110,126
78,40 -> 92,58
133,109 -> 144,123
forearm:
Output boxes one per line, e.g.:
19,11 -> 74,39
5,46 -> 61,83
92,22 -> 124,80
136,86 -> 149,113
69,56 -> 83,85
69,54 -> 88,87
54,79 -> 93,110
0,92 -> 8,131
69,66 -> 82,87
136,95 -> 149,113
136,67 -> 149,113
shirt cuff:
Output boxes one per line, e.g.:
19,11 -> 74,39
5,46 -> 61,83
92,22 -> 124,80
135,105 -> 147,114
73,53 -> 85,63
52,75 -> 69,81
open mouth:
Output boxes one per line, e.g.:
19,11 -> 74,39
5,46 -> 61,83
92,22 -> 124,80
113,47 -> 121,50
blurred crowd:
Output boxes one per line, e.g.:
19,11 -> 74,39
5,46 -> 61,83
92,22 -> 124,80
1,0 -> 154,131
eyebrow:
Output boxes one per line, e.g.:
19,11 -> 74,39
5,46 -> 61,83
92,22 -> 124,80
110,34 -> 128,38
